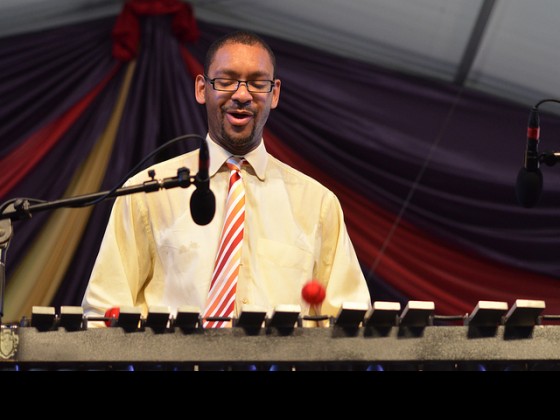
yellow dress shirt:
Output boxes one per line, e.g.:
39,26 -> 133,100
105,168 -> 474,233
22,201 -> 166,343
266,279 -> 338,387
81,134 -> 371,325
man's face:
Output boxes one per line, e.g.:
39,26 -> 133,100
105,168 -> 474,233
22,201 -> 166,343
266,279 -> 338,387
195,42 -> 281,155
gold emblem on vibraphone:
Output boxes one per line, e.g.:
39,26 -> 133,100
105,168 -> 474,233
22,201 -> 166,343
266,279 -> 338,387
0,325 -> 18,360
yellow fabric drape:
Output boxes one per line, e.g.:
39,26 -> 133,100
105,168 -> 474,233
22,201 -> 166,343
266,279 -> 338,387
4,61 -> 137,323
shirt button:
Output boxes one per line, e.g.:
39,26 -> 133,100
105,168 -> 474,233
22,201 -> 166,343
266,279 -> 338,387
242,298 -> 249,304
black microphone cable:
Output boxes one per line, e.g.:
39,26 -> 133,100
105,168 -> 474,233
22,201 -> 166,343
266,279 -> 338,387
70,133 -> 207,208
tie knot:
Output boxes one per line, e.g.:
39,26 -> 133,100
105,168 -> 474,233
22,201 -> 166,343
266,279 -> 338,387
226,156 -> 244,172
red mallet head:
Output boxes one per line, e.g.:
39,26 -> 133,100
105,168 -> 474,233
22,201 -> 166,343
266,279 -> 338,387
301,280 -> 326,305
104,307 -> 120,327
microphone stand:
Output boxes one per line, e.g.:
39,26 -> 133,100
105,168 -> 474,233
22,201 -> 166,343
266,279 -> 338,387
516,99 -> 560,208
532,99 -> 560,166
0,166 -> 194,325
540,151 -> 560,167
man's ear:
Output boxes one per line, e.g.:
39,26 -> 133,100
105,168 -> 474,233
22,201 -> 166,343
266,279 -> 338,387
270,79 -> 281,109
195,74 -> 206,104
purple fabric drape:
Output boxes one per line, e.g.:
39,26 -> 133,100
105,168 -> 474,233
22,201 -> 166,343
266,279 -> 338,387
1,18 -> 122,277
262,33 -> 560,278
0,19 -> 118,155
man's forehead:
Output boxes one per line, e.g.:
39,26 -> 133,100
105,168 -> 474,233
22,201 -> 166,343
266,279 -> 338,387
210,43 -> 273,74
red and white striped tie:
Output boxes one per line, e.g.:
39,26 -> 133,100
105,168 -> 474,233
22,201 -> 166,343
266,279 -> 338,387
203,157 -> 245,328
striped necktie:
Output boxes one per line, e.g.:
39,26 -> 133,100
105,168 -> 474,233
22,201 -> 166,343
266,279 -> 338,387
203,156 -> 245,328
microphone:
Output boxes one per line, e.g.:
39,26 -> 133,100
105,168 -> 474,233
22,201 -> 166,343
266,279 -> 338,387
515,107 -> 543,208
190,136 -> 216,225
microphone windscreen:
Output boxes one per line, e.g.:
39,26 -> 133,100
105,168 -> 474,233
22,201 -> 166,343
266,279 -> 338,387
190,189 -> 216,225
515,167 -> 543,208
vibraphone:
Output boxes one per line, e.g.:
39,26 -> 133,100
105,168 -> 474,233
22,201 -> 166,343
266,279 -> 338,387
2,299 -> 559,371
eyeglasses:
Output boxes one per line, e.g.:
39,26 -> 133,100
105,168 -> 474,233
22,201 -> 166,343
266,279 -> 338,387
204,75 -> 275,93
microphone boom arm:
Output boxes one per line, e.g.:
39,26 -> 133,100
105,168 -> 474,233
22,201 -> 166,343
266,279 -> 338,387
0,167 -> 192,222
540,151 -> 560,167
0,133 -> 212,323
0,166 -> 193,321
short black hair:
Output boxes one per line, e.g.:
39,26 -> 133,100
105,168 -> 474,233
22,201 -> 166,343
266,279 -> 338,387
204,30 -> 277,77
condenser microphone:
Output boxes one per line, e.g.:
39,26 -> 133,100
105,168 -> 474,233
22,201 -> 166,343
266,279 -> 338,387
190,136 -> 216,225
515,107 -> 543,208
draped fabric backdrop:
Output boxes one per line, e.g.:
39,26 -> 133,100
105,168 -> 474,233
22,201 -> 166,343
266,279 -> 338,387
2,0 -> 560,323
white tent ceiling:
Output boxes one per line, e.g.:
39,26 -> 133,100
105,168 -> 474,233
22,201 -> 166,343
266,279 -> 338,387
2,0 -> 560,113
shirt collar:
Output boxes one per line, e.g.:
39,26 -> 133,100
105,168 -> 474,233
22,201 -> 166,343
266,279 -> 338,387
206,134 -> 268,181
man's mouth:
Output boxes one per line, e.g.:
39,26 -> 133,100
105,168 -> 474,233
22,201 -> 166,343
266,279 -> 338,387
226,110 -> 253,126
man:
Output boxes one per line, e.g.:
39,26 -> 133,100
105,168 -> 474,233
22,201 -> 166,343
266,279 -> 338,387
81,30 -> 371,326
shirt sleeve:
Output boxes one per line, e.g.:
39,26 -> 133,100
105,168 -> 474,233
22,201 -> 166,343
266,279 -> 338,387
315,191 -> 371,318
81,192 -> 154,321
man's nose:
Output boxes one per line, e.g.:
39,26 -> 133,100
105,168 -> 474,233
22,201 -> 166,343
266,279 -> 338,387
231,82 -> 253,101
